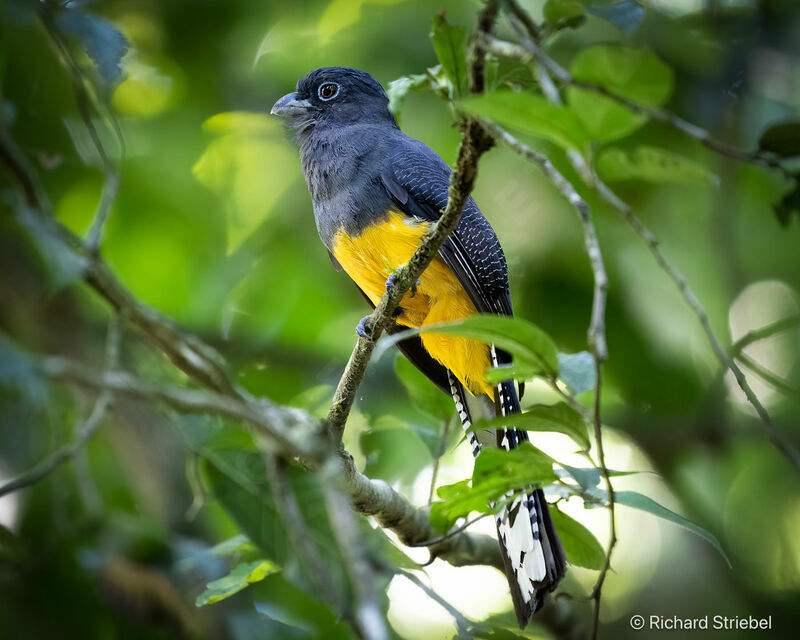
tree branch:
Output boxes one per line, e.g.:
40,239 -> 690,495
481,34 -> 795,179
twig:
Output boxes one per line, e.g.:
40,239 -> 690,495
396,569 -> 475,639
737,354 -> 798,395
406,513 -> 490,548
0,312 -> 122,499
481,34 -> 795,180
592,177 -> 800,470
730,314 -> 800,357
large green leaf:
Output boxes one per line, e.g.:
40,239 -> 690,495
549,508 -> 605,570
471,402 -> 590,451
461,91 -> 590,151
196,560 -> 279,606
378,315 -> 560,380
543,0 -> 586,30
597,146 -> 717,185
430,14 -> 468,98
567,46 -> 674,142
612,490 -> 731,566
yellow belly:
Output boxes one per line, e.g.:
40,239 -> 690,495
332,211 -> 492,397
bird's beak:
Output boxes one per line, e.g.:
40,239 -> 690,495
270,92 -> 312,116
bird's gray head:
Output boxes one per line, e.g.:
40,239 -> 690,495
270,67 -> 396,134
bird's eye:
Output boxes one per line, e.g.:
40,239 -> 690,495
318,82 -> 339,101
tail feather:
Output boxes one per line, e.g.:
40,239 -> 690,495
448,350 -> 567,628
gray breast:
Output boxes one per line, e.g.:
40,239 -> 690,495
299,124 -> 395,250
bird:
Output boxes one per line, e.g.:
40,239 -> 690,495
271,67 -> 566,626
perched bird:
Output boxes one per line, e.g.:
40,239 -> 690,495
271,67 -> 566,626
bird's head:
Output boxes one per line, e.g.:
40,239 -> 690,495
270,67 -> 396,132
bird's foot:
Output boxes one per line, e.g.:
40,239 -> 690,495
356,316 -> 373,339
385,272 -> 421,298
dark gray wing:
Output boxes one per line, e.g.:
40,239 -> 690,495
380,135 -> 513,316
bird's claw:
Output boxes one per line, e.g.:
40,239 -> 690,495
356,316 -> 372,339
385,272 -> 421,298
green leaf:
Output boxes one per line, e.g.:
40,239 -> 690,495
549,508 -> 605,570
387,73 -> 430,121
485,363 -> 538,384
759,120 -> 800,158
378,315 -> 560,380
568,46 -> 674,142
394,355 -> 453,423
462,90 -> 590,151
472,403 -> 590,451
557,351 -> 596,394
543,0 -> 586,29
613,490 -> 731,567
430,14 -> 468,98
317,0 -> 408,44
195,560 -> 279,606
431,443 -> 558,531
596,146 -> 717,185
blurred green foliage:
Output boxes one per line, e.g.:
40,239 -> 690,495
1,0 -> 800,639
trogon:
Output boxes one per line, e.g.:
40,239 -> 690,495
271,67 -> 566,626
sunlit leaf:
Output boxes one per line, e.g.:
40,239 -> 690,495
195,559 -> 279,606
472,402 -> 590,451
557,351 -> 596,394
568,45 -> 674,141
430,14 -> 469,98
549,508 -> 605,570
597,145 -> 717,185
462,90 -> 590,151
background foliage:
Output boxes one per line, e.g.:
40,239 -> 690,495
1,0 -> 800,639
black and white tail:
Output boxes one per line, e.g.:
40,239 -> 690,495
447,348 -> 567,627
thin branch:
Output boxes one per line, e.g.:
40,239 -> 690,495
396,569 -> 475,639
730,314 -> 800,357
0,312 -> 122,499
481,34 -> 795,180
591,177 -> 800,470
406,513 -> 490,548
737,353 -> 798,395
428,417 -> 452,505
